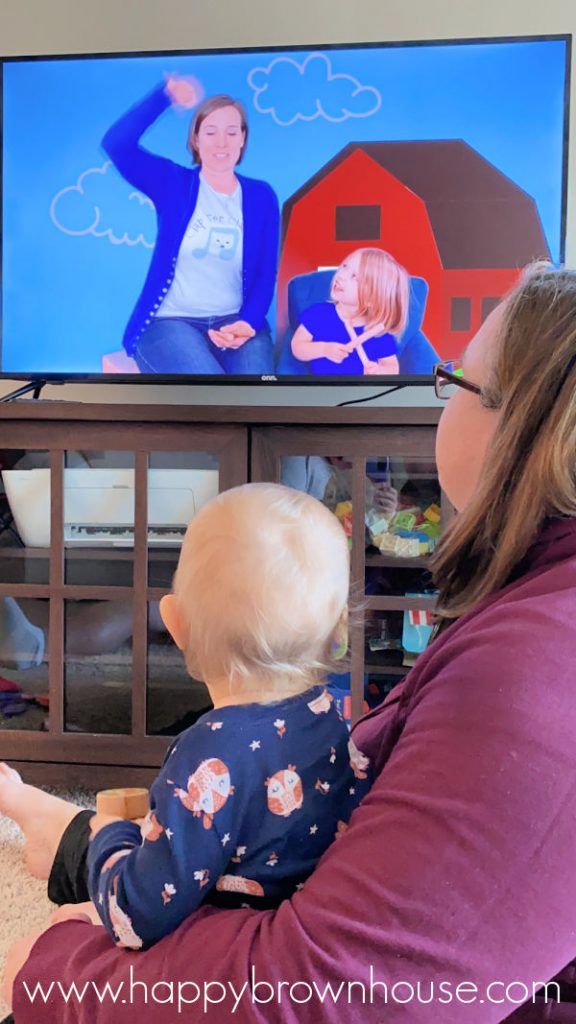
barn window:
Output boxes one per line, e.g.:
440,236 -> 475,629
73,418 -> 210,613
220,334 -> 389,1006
335,205 -> 381,241
451,297 -> 471,332
481,297 -> 501,322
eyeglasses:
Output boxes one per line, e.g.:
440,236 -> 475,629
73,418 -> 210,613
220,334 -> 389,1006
433,360 -> 482,400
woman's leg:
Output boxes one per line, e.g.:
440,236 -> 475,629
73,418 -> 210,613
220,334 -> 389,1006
218,328 -> 275,375
134,318 -> 225,374
0,765 -> 120,907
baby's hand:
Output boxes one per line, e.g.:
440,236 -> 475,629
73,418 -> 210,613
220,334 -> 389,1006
51,901 -> 103,927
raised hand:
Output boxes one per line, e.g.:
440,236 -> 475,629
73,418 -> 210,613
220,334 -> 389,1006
164,74 -> 200,109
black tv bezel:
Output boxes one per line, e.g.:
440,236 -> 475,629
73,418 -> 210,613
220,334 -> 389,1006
0,32 -> 571,388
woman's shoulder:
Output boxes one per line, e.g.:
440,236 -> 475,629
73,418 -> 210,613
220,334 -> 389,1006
416,555 -> 576,711
236,173 -> 278,204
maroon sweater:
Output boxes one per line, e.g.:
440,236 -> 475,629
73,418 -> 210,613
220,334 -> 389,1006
13,518 -> 576,1022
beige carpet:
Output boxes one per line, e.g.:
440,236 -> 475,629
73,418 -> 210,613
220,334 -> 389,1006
0,787 -> 95,1018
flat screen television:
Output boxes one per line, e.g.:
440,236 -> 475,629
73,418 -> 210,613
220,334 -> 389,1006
0,35 -> 570,388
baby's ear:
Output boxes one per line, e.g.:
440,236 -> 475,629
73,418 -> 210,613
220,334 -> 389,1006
159,595 -> 186,651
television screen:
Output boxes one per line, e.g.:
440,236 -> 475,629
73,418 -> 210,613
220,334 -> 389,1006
0,35 -> 570,384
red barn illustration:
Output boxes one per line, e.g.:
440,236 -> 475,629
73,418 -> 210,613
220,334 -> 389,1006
278,141 -> 550,359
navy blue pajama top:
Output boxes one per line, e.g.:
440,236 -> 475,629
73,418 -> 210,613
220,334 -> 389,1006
88,685 -> 372,949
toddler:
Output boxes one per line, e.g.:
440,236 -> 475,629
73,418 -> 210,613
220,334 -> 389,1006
85,483 -> 372,949
291,247 -> 409,376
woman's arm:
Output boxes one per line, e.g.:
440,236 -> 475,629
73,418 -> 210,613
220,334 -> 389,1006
101,83 -> 183,202
14,611 -> 576,1022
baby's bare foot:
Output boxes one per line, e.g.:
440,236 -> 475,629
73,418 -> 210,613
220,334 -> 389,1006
0,762 -> 24,818
0,761 -> 85,880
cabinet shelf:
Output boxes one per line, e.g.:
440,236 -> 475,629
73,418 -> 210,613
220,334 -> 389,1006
0,545 -> 180,561
365,662 -> 412,677
366,595 -> 437,612
365,551 -> 432,569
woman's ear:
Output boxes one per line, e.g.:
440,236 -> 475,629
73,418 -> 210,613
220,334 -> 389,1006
159,595 -> 186,651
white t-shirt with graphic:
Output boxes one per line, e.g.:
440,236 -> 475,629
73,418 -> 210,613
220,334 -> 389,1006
157,175 -> 243,319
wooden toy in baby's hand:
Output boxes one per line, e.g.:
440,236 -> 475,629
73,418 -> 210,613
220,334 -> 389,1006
95,787 -> 150,821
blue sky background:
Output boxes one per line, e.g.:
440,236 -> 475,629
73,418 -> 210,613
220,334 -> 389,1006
1,37 -> 569,373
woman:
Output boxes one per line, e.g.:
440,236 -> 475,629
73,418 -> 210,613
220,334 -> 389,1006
103,75 -> 279,374
3,266 -> 576,1022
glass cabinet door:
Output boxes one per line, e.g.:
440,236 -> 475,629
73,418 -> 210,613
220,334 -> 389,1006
363,453 -> 441,702
0,424 -> 246,760
0,449 -> 51,732
145,451 -> 218,736
0,593 -> 49,732
0,448 -> 51,585
253,425 -> 445,726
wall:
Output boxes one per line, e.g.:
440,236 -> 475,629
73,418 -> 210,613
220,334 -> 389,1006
0,0 -> 573,406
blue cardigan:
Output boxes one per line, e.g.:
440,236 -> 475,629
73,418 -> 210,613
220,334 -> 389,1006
102,86 -> 281,355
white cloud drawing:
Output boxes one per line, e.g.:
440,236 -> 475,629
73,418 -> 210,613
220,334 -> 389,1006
247,52 -> 381,126
50,162 -> 155,248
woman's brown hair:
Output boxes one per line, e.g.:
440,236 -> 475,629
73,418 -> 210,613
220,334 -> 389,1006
432,267 -> 576,632
188,94 -> 248,165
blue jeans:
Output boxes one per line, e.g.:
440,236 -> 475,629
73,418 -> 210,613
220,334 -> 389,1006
134,316 -> 274,375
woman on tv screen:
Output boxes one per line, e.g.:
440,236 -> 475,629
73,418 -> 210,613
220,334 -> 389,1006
101,75 -> 280,375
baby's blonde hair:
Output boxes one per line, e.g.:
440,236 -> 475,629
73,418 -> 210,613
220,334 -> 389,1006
172,483 -> 350,698
351,247 -> 409,336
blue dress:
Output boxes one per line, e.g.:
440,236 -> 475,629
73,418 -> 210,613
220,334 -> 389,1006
299,302 -> 398,376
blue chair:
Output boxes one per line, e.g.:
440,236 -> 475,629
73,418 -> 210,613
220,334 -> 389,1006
276,270 -> 438,375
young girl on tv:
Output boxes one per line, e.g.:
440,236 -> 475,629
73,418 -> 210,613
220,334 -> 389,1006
291,247 -> 409,376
